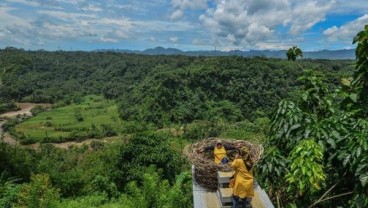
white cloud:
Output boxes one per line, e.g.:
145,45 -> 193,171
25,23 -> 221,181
37,10 -> 96,22
0,7 -> 30,29
80,3 -> 103,12
149,36 -> 157,42
169,36 -> 179,43
99,37 -> 118,43
288,1 -> 333,35
2,0 -> 365,50
170,9 -> 184,20
6,0 -> 40,7
332,0 -> 368,15
323,14 -> 368,41
170,0 -> 207,20
255,42 -> 295,50
135,20 -> 197,32
198,0 -> 333,47
192,38 -> 209,45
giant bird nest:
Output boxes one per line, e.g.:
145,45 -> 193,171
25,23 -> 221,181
184,138 -> 263,191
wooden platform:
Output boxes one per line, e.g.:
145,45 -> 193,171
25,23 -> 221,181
193,166 -> 274,208
218,171 -> 234,187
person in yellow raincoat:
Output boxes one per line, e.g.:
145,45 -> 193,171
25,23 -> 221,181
231,147 -> 254,208
200,139 -> 237,164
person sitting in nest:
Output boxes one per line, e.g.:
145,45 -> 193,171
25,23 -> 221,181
199,139 -> 237,164
230,147 -> 254,208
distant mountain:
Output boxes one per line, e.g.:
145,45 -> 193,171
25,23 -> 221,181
95,47 -> 355,60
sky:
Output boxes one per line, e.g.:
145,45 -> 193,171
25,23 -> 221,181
0,0 -> 367,52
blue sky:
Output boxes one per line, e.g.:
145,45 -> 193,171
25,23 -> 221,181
0,0 -> 367,51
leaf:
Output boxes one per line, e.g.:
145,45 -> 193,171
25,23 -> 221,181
349,93 -> 358,102
332,130 -> 342,141
304,129 -> 311,138
359,174 -> 368,187
356,147 -> 361,157
356,163 -> 367,174
290,124 -> 301,131
327,138 -> 336,149
343,154 -> 351,167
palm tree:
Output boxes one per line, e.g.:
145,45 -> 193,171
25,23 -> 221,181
286,46 -> 303,61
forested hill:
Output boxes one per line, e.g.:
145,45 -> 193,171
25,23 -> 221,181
97,47 -> 355,60
0,48 -> 353,126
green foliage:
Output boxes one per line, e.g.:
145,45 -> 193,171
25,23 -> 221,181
286,46 -> 303,61
74,109 -> 84,122
351,24 -> 368,114
57,193 -> 111,208
118,133 -> 182,185
30,105 -> 47,116
16,173 -> 60,208
0,48 -> 352,126
0,174 -> 21,208
285,139 -> 326,195
220,118 -> 269,142
0,101 -> 19,114
0,37 -> 363,208
183,120 -> 227,140
36,143 -> 121,197
264,32 -> 368,207
258,148 -> 288,186
14,95 -> 121,143
119,167 -> 192,208
338,118 -> 368,188
0,142 -> 37,180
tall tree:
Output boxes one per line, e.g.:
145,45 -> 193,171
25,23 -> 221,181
351,24 -> 368,115
286,46 -> 303,61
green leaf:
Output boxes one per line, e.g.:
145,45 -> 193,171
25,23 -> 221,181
356,163 -> 367,174
327,138 -> 336,149
343,154 -> 351,167
359,174 -> 368,187
349,93 -> 358,102
356,147 -> 362,157
331,130 -> 342,141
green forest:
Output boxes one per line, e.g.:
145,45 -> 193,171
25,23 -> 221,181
0,26 -> 367,207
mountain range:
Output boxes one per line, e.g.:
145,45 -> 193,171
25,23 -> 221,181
96,46 -> 355,60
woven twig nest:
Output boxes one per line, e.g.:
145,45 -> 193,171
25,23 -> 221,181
184,137 -> 263,191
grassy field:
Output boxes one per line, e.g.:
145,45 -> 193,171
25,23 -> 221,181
15,95 -> 122,143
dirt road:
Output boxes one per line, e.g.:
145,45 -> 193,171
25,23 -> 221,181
0,103 -> 48,118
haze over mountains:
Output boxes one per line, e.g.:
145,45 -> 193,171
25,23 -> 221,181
96,47 -> 355,60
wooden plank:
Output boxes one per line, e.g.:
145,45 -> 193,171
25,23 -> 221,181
217,171 -> 234,185
205,192 -> 221,208
193,165 -> 274,208
217,190 -> 233,208
218,171 -> 234,179
251,183 -> 275,208
218,188 -> 233,203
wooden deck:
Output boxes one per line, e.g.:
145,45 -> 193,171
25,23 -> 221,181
193,166 -> 274,208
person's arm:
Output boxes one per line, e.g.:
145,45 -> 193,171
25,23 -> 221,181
198,145 -> 215,153
245,160 -> 253,171
231,156 -> 240,169
224,144 -> 237,150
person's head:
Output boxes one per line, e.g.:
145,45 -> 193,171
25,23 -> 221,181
239,146 -> 250,159
216,140 -> 222,148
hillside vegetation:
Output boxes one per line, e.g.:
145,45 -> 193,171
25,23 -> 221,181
1,25 -> 368,207
13,95 -> 119,144
0,48 -> 353,125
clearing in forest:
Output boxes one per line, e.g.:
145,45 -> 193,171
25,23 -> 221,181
14,95 -> 121,143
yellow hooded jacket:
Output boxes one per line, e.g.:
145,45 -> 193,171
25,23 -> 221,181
213,146 -> 227,164
231,158 -> 254,198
